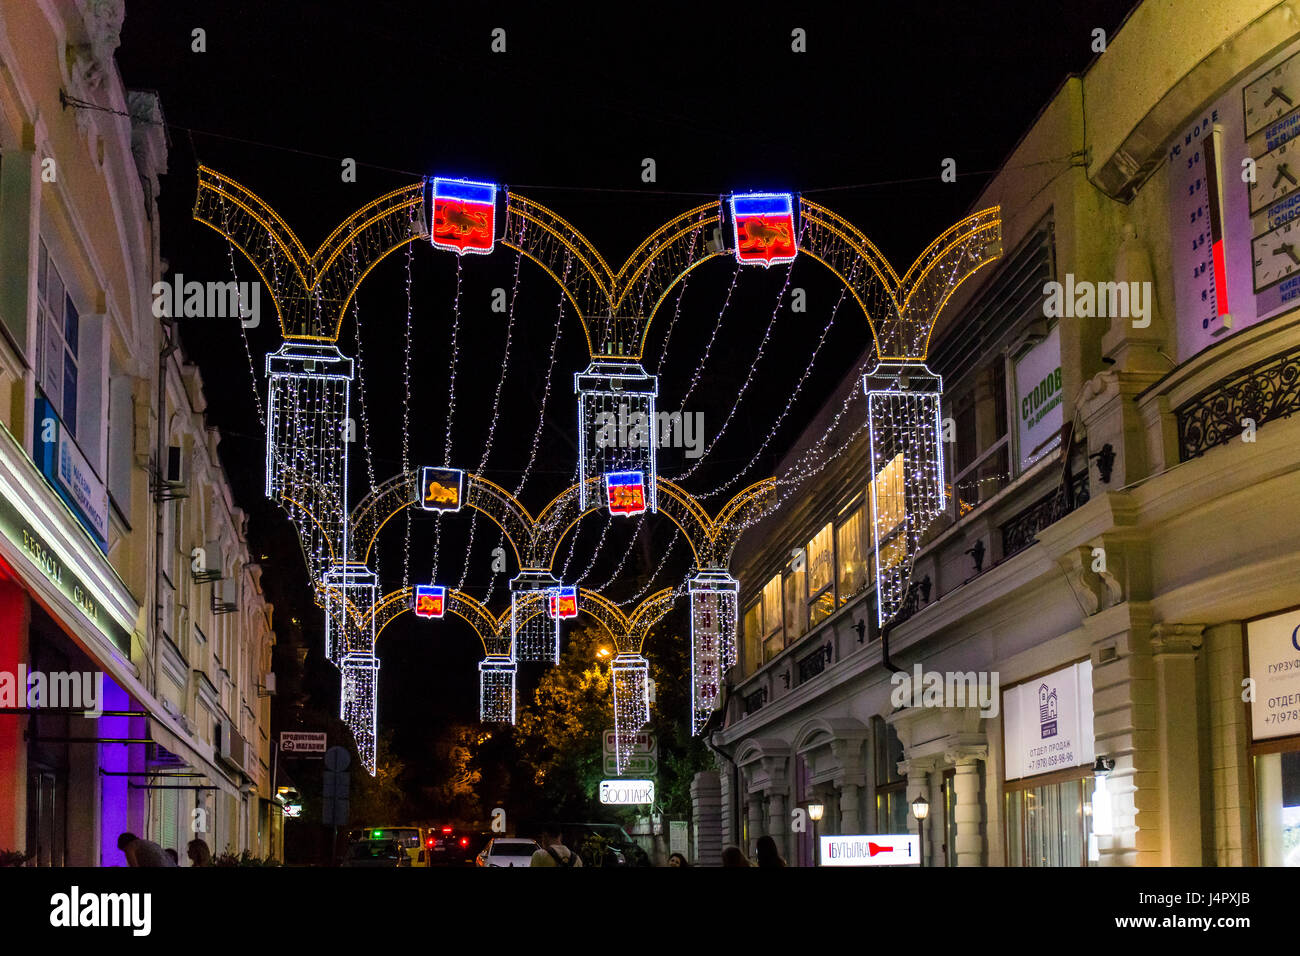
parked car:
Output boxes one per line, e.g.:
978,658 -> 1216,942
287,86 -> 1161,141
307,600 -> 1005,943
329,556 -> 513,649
475,838 -> 540,867
424,825 -> 474,865
340,839 -> 411,868
348,826 -> 427,867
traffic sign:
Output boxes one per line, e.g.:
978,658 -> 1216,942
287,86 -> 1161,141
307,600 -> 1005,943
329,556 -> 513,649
603,753 -> 657,776
819,834 -> 920,866
281,732 -> 327,754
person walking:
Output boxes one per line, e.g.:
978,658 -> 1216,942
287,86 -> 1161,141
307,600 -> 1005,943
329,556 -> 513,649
755,835 -> 787,867
529,829 -> 582,867
118,832 -> 177,867
667,852 -> 690,867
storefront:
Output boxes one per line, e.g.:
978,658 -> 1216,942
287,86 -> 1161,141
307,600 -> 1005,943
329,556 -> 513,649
1001,658 -> 1099,867
1245,607 -> 1300,866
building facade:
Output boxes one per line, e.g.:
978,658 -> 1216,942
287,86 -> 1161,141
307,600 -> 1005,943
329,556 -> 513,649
0,0 -> 280,865
702,0 -> 1300,867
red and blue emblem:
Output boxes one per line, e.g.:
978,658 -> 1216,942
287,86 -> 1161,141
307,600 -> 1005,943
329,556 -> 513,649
548,586 -> 578,620
730,192 -> 797,267
606,471 -> 647,516
414,584 -> 446,619
431,178 -> 496,255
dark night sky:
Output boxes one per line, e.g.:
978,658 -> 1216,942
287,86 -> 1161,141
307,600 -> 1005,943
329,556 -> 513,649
115,1 -> 1137,752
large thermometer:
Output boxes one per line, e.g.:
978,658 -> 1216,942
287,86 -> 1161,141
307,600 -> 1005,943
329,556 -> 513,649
1204,123 -> 1233,334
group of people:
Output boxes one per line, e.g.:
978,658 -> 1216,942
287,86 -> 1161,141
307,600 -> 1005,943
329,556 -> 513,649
117,832 -> 212,867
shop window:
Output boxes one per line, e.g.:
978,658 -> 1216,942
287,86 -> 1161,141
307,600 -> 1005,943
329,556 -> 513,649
835,502 -> 871,606
872,454 -> 907,571
742,601 -> 762,677
783,563 -> 806,645
806,523 -> 834,627
761,574 -> 782,663
874,717 -> 908,833
1254,747 -> 1300,866
1004,773 -> 1092,867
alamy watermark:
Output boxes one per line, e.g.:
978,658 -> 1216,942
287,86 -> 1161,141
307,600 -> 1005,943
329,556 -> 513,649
594,404 -> 704,458
151,274 -> 260,327
0,666 -> 104,717
889,663 -> 999,718
1043,274 -> 1152,328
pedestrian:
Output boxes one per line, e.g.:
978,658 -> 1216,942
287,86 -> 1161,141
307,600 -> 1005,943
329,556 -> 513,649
117,832 -> 177,867
187,838 -> 212,867
755,835 -> 786,867
164,848 -> 179,866
667,852 -> 690,867
720,845 -> 752,867
529,828 -> 582,867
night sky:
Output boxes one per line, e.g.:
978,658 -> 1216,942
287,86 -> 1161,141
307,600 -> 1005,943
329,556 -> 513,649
115,1 -> 1137,756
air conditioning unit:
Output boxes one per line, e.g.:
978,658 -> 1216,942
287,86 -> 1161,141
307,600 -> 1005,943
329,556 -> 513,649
259,672 -> 277,697
152,444 -> 188,502
215,717 -> 245,771
211,578 -> 237,615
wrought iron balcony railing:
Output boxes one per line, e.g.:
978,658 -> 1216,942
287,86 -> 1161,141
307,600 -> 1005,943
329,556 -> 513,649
1001,470 -> 1091,560
1176,344 -> 1300,461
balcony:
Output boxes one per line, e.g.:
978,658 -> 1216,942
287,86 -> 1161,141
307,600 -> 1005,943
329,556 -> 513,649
1176,343 -> 1300,462
1000,470 -> 1090,560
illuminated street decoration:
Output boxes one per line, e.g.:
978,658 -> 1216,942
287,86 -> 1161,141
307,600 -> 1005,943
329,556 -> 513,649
413,584 -> 446,619
430,177 -> 497,255
321,563 -> 375,665
863,364 -> 946,628
265,343 -> 353,582
688,570 -> 739,734
577,363 -> 658,513
510,570 -> 561,663
419,466 -> 465,512
611,653 -> 650,773
548,586 -> 578,619
479,657 -> 517,724
730,192 -> 797,267
605,470 -> 648,517
339,652 -> 380,773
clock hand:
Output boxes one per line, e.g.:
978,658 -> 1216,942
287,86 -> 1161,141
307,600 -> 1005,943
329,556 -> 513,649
1273,242 -> 1300,265
1265,86 -> 1294,108
1282,164 -> 1298,186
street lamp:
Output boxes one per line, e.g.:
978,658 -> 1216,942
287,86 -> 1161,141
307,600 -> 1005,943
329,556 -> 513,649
911,795 -> 929,868
808,802 -> 824,866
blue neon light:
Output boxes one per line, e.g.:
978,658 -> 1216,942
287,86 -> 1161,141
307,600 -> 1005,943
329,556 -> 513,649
433,177 -> 496,205
731,193 -> 793,218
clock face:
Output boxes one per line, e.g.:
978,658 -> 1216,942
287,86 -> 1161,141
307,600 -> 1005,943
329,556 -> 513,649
1252,219 -> 1300,292
1249,139 -> 1300,215
1244,52 -> 1300,139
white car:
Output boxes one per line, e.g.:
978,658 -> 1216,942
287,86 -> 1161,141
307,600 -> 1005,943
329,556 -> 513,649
476,838 -> 540,867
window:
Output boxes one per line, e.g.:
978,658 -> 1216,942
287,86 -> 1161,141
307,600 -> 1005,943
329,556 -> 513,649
1004,772 -> 1093,867
836,503 -> 870,606
36,240 -> 80,437
783,564 -> 805,645
742,602 -> 762,677
806,523 -> 834,626
761,574 -> 782,663
948,359 -> 1010,516
872,454 -> 907,571
874,717 -> 908,833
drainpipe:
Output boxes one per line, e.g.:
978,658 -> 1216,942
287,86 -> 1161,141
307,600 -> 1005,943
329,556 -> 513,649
879,619 -> 904,674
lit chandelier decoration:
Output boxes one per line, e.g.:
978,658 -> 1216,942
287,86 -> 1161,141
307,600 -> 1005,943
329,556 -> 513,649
195,163 -> 999,775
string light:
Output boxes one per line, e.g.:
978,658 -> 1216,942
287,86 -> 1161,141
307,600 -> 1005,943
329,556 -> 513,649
403,239 -> 415,588
612,653 -> 651,772
688,571 -> 737,734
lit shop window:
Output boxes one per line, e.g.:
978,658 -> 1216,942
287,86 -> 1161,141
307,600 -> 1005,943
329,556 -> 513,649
872,453 -> 907,571
759,574 -> 783,665
1255,749 -> 1300,866
806,523 -> 834,627
742,601 -> 763,677
783,563 -> 806,645
835,502 -> 871,606
1004,775 -> 1093,867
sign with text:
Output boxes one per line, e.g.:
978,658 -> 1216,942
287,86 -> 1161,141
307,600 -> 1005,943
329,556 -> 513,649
280,732 -> 327,754
34,397 -> 108,549
1247,608 -> 1300,741
819,835 -> 919,866
599,779 -> 655,805
1013,325 -> 1062,471
1003,659 -> 1094,781
603,753 -> 656,776
603,729 -> 656,756
669,820 -> 689,856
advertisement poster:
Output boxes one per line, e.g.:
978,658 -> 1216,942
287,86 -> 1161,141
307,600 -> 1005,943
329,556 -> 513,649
1003,659 -> 1094,781
1247,608 -> 1300,742
1014,324 -> 1063,471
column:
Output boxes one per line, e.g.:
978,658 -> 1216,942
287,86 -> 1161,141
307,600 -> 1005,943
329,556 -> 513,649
945,746 -> 988,866
746,796 -> 763,857
838,783 -> 862,834
690,770 -> 722,867
1151,623 -> 1205,866
900,757 -> 937,865
765,791 -> 787,862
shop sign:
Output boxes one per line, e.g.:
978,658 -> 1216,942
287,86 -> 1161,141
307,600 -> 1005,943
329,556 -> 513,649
1246,609 -> 1300,741
1013,325 -> 1062,470
599,779 -> 654,805
1003,659 -> 1094,780
819,835 -> 919,866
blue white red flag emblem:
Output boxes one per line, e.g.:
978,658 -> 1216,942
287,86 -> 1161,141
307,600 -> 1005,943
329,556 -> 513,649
730,192 -> 797,266
431,178 -> 496,255
606,471 -> 647,516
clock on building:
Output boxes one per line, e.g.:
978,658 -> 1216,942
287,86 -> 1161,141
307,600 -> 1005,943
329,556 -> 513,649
1251,218 -> 1300,292
1244,50 -> 1300,139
